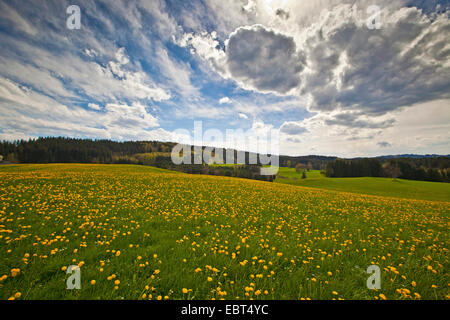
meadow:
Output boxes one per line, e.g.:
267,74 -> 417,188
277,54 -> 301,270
0,164 -> 448,300
276,168 -> 450,202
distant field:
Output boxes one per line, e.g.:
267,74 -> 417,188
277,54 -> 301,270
0,164 -> 448,300
275,168 -> 450,202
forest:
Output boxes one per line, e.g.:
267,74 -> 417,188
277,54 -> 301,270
1,137 -> 448,183
325,158 -> 450,182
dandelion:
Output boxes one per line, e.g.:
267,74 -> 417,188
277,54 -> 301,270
11,268 -> 20,277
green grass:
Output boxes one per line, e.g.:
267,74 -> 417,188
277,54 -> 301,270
0,164 -> 448,300
275,168 -> 450,202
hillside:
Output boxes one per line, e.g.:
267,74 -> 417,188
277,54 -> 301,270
275,168 -> 450,202
0,164 -> 448,300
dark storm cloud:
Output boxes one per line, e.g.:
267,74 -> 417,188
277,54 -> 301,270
226,25 -> 305,94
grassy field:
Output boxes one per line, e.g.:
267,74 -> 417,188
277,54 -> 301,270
0,164 -> 448,300
275,168 -> 450,202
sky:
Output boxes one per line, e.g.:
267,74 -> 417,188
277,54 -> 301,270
0,0 -> 449,157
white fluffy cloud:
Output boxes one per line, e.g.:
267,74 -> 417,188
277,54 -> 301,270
1,40 -> 171,102
219,97 -> 231,104
88,103 -> 102,111
0,77 -> 167,141
238,112 -> 248,119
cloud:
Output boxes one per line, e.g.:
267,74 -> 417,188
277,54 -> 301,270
154,44 -> 199,98
103,102 -> 159,129
0,55 -> 75,98
180,24 -> 306,95
225,25 -> 305,94
301,6 -> 450,115
286,137 -> 301,143
377,141 -> 392,148
275,9 -> 290,20
324,112 -> 396,129
277,98 -> 450,157
0,77 -> 164,141
238,112 -> 248,119
181,4 -> 450,125
0,129 -> 36,141
0,0 -> 448,158
177,31 -> 228,75
0,38 -> 171,102
280,122 -> 308,135
173,101 -> 234,119
103,48 -> 172,101
219,97 -> 232,104
88,103 -> 102,111
0,2 -> 37,36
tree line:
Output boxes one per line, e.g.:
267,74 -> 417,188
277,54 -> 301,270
1,137 -> 448,183
0,137 -> 336,169
325,158 -> 450,182
0,137 -> 275,181
0,137 -> 176,163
